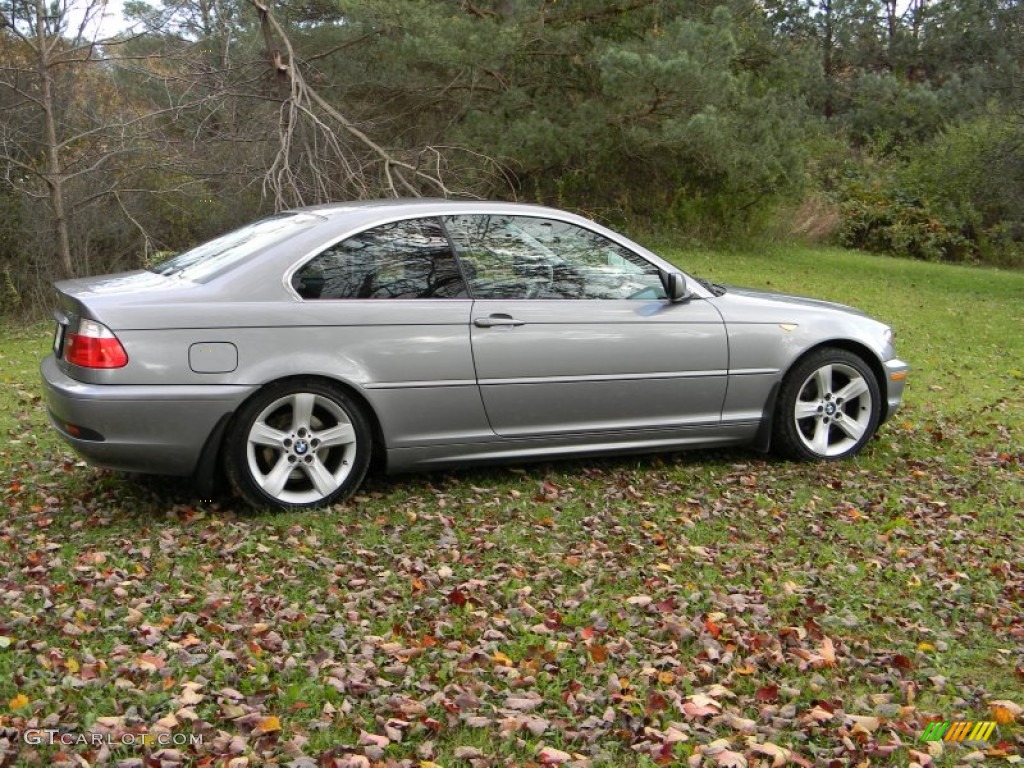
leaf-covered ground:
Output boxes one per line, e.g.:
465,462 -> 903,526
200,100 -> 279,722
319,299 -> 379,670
1,246 -> 1022,768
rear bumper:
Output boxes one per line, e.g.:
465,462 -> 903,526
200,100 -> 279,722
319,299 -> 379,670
40,355 -> 255,476
882,357 -> 909,423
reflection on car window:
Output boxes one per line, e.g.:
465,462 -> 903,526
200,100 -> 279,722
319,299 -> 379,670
442,215 -> 666,300
292,218 -> 468,300
153,213 -> 323,281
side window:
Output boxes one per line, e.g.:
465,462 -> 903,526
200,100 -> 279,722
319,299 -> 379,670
443,214 -> 666,300
292,218 -> 467,299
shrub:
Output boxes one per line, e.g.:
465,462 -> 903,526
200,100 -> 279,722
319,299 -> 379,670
834,112 -> 1024,265
836,173 -> 975,261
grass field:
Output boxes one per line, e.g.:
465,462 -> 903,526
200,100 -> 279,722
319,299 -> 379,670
1,245 -> 1022,767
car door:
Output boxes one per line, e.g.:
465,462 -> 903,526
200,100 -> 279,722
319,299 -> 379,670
289,216 -> 490,448
443,213 -> 728,437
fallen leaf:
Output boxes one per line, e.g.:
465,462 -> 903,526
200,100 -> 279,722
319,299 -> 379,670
683,693 -> 721,718
135,653 -> 165,671
818,637 -> 836,666
750,741 -> 790,767
180,687 -> 205,705
991,700 -> 1022,723
805,705 -> 834,722
704,739 -> 748,767
847,714 -> 881,733
254,716 -> 281,734
538,745 -> 572,764
908,748 -> 934,766
755,685 -> 780,703
505,694 -> 543,712
358,730 -> 389,748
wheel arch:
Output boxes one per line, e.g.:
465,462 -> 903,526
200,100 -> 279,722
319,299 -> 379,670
220,373 -> 388,472
755,339 -> 888,452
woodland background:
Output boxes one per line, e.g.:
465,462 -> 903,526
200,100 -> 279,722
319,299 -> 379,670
1,0 -> 1022,312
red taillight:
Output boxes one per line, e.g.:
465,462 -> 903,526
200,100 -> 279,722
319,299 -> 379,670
64,319 -> 128,368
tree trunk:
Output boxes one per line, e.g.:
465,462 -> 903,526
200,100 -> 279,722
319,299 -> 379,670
822,0 -> 835,119
35,0 -> 74,278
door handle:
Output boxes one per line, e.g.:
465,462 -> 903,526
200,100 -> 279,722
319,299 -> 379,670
474,314 -> 525,328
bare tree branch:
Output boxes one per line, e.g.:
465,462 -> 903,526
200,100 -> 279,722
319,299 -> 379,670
248,0 -> 458,206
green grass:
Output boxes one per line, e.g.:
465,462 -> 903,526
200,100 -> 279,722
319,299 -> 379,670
1,246 -> 1021,766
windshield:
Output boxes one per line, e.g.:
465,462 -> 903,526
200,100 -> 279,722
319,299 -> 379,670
151,213 -> 323,281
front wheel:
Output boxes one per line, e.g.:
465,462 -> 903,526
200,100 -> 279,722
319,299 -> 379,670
224,379 -> 372,510
773,348 -> 881,461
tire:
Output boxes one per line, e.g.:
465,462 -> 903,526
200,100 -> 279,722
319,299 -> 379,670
224,378 -> 372,510
773,347 -> 881,461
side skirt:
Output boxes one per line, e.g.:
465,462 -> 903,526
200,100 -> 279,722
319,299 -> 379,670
385,422 -> 759,474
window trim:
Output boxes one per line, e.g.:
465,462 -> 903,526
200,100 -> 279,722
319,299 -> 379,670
281,207 -> 706,303
442,213 -> 667,302
285,215 -> 469,302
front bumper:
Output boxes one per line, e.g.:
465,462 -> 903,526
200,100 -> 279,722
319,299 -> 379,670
882,358 -> 909,423
40,355 -> 255,476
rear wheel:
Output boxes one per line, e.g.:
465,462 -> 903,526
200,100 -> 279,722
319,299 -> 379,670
224,379 -> 372,510
773,348 -> 880,460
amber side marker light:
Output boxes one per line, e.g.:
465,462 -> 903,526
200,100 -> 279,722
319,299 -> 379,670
890,371 -> 908,381
50,415 -> 105,442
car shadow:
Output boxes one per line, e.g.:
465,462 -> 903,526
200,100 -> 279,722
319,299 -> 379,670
76,446 -> 770,518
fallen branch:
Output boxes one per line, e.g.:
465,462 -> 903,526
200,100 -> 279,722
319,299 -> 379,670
248,0 -> 456,206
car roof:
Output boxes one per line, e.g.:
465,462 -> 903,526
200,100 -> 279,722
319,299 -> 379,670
289,198 -> 576,219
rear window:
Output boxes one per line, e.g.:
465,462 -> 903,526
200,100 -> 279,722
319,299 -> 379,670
151,213 -> 323,281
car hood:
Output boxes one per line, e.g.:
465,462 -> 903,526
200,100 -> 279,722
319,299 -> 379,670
706,284 -> 894,364
711,285 -> 870,321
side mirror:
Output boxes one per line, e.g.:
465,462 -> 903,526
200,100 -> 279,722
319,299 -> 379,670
660,271 -> 691,303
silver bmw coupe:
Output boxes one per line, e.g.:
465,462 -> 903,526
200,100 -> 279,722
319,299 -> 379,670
41,200 -> 908,510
